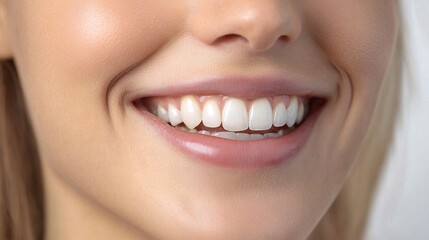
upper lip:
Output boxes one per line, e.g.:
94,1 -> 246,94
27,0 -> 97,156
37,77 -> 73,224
124,74 -> 335,104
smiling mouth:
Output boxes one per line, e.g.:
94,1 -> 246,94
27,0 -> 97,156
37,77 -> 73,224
128,77 -> 327,168
134,94 -> 316,141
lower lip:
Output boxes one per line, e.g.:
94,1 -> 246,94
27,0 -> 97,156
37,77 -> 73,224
136,107 -> 321,169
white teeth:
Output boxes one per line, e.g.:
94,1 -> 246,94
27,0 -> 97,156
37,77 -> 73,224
249,98 -> 273,131
198,130 -> 211,135
179,128 -> 287,140
157,105 -> 169,122
222,98 -> 248,131
156,95 -> 308,137
250,134 -> 264,140
236,133 -> 251,141
202,100 -> 222,128
296,102 -> 305,124
168,104 -> 182,126
286,96 -> 298,127
180,95 -> 202,129
264,133 -> 279,139
273,102 -> 287,127
212,131 -> 236,140
175,126 -> 188,131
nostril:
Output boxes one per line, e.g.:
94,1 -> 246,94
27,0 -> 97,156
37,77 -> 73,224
279,35 -> 291,42
212,33 -> 286,52
212,34 -> 248,46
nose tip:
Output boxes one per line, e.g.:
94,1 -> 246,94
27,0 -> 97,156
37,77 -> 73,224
188,1 -> 302,52
233,7 -> 301,51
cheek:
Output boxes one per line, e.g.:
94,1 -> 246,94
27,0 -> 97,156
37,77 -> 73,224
4,1 -> 186,177
303,0 -> 398,176
5,0 -> 186,135
307,0 -> 398,96
10,1 -> 186,82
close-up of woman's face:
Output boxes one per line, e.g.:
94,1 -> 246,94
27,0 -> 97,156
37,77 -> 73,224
1,0 -> 398,239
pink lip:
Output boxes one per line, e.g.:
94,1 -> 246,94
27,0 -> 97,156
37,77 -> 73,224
127,76 -> 327,169
138,107 -> 320,169
125,75 -> 331,100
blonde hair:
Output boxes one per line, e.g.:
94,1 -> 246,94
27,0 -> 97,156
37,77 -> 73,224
0,12 -> 403,240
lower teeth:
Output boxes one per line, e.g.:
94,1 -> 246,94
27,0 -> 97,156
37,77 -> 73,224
175,126 -> 289,141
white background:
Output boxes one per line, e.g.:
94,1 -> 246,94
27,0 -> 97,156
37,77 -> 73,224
365,1 -> 429,239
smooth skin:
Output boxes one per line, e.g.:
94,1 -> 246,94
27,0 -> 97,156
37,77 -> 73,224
0,0 -> 397,239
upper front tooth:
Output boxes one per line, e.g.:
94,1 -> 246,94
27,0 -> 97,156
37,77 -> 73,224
202,100 -> 222,128
286,96 -> 298,127
168,104 -> 182,126
249,98 -> 273,131
273,102 -> 287,127
222,98 -> 248,131
157,105 -> 169,122
181,95 -> 202,129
